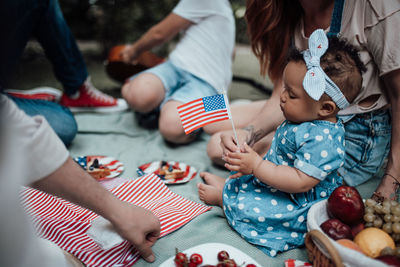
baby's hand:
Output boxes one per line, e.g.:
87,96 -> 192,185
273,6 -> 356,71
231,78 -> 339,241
224,143 -> 262,178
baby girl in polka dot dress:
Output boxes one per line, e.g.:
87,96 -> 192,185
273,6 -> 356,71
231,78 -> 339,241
197,30 -> 367,257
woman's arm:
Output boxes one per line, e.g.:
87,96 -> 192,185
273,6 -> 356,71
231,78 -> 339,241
374,69 -> 400,199
121,13 -> 192,64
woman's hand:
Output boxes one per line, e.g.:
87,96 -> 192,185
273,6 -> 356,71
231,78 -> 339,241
220,129 -> 251,160
224,143 -> 263,178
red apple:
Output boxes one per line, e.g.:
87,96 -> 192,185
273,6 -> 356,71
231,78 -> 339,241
327,185 -> 364,226
320,218 -> 353,240
351,222 -> 365,238
376,255 -> 400,267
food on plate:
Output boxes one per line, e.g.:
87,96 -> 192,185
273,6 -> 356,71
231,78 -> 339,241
217,250 -> 230,261
174,250 -> 188,267
354,227 -> 395,258
86,157 -> 111,180
320,218 -> 353,240
189,253 -> 203,266
336,239 -> 364,254
157,161 -> 185,180
376,255 -> 400,267
174,249 -> 256,267
327,185 -> 364,226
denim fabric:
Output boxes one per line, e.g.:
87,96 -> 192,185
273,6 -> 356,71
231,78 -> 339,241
338,109 -> 391,186
130,61 -> 218,107
9,95 -> 77,146
0,0 -> 87,95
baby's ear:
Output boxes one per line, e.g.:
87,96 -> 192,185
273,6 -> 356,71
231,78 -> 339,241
318,100 -> 337,117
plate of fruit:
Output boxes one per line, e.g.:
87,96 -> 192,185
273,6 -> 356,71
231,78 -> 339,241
73,155 -> 124,180
159,243 -> 261,267
137,161 -> 197,184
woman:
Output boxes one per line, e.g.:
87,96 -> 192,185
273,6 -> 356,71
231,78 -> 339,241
207,0 -> 400,201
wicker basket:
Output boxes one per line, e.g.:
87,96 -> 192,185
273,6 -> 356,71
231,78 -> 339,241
305,229 -> 344,267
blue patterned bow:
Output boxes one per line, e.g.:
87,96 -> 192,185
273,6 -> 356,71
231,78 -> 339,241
302,29 -> 349,109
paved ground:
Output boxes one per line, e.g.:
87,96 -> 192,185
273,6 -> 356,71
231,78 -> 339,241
6,41 -> 273,102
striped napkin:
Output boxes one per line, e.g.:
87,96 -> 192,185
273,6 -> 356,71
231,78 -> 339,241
21,173 -> 211,267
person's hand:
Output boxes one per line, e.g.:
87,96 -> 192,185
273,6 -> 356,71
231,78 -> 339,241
220,129 -> 250,160
224,143 -> 263,178
120,44 -> 140,65
111,201 -> 160,262
371,174 -> 400,202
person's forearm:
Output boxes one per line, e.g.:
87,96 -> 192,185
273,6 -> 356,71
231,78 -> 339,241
384,70 -> 400,179
243,82 -> 285,145
31,157 -> 122,224
253,160 -> 318,193
131,27 -> 169,57
131,13 -> 191,56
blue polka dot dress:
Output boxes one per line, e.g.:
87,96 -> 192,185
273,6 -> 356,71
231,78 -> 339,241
223,120 -> 345,257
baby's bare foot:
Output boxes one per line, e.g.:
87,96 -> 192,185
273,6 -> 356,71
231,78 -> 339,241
199,172 -> 226,190
197,183 -> 223,207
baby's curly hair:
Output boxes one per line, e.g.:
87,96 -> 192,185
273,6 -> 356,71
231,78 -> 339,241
287,36 -> 367,103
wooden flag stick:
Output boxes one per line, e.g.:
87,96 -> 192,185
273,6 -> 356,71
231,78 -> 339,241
223,91 -> 240,151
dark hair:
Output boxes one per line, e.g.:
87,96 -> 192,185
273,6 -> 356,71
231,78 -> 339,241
245,0 -> 303,82
287,36 -> 367,103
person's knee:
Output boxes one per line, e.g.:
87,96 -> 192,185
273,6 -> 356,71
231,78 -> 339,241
158,113 -> 185,143
49,111 -> 78,146
58,116 -> 78,146
121,77 -> 162,113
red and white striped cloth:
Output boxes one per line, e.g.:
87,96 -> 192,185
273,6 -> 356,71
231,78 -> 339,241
20,173 -> 211,267
284,259 -> 312,267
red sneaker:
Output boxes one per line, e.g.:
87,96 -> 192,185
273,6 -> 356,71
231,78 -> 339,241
5,87 -> 62,102
60,78 -> 128,113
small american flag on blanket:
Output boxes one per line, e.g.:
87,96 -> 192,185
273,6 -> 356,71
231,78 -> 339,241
177,94 -> 231,134
20,173 -> 211,267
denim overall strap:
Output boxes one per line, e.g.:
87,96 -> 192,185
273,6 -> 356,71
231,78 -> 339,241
327,0 -> 345,37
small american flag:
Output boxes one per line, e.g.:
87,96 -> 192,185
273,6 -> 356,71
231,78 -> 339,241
177,94 -> 231,134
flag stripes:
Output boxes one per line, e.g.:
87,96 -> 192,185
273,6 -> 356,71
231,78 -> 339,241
177,94 -> 230,134
20,173 -> 211,266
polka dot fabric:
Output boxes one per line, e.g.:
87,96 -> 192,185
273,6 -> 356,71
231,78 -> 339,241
223,120 -> 345,257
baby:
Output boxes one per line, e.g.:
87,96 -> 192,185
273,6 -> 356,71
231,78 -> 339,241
197,29 -> 366,256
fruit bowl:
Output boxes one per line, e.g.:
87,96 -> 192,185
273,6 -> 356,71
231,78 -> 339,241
307,199 -> 387,267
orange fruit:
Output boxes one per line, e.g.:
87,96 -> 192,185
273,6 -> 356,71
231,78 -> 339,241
354,227 -> 395,258
336,239 -> 364,254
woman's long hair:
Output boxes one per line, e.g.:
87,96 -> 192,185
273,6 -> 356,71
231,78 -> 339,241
245,0 -> 303,82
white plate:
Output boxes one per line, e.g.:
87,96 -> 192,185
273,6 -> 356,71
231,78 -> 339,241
159,243 -> 261,267
137,161 -> 197,184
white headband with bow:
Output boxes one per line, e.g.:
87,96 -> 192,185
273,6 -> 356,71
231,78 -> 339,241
302,29 -> 349,109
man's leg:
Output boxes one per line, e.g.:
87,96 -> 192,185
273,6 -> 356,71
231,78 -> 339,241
0,0 -> 47,87
33,0 -> 87,95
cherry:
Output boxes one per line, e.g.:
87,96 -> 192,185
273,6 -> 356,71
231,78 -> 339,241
174,252 -> 187,267
217,250 -> 230,261
246,264 -> 257,267
224,259 -> 237,267
190,253 -> 203,266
